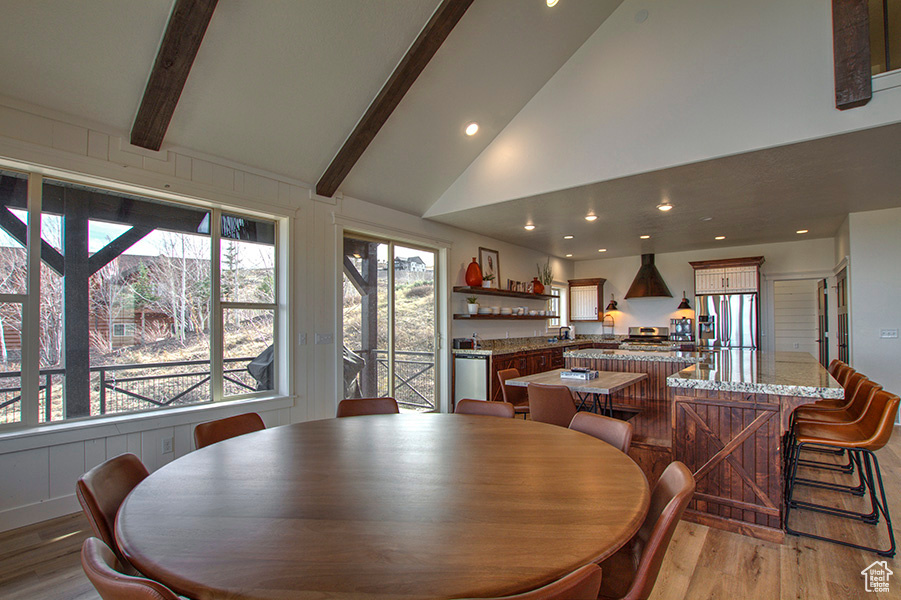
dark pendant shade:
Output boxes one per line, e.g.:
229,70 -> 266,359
677,291 -> 691,310
606,294 -> 618,311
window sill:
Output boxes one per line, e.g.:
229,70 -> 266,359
873,69 -> 901,93
0,395 -> 296,454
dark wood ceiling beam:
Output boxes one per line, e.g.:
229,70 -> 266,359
131,0 -> 219,150
316,0 -> 474,198
832,0 -> 872,110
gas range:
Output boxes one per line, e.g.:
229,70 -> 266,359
620,326 -> 679,351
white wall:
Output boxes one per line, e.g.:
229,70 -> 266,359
428,0 -> 901,217
572,238 -> 836,351
0,98 -> 563,531
848,208 -> 901,399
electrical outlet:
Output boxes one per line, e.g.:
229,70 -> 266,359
793,342 -> 799,349
161,437 -> 173,455
880,329 -> 899,339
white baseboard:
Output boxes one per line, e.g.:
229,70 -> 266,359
0,494 -> 80,533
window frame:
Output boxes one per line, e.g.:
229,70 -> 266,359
0,168 -> 288,432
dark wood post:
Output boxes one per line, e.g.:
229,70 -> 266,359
833,0 -> 872,110
63,191 -> 92,417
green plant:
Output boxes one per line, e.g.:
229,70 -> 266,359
465,296 -> 478,304
538,257 -> 553,286
482,274 -> 495,281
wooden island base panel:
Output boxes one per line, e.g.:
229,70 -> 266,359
564,348 -> 844,543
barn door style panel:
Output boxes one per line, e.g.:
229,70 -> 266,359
673,389 -> 783,540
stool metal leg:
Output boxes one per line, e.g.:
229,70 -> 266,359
785,443 -> 896,557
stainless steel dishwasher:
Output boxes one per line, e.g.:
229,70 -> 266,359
453,354 -> 488,403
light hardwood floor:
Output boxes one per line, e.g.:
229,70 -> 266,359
1,428 -> 898,600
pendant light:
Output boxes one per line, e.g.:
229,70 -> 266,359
677,291 -> 691,310
605,294 -> 618,312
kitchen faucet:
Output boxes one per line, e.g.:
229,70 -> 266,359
471,332 -> 479,349
558,326 -> 572,340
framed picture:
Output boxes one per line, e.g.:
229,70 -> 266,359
478,247 -> 499,283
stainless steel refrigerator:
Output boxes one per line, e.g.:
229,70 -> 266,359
696,294 -> 758,349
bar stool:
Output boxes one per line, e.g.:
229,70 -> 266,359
784,389 -> 899,557
827,359 -> 844,377
832,364 -> 854,387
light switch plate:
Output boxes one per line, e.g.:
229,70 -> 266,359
161,437 -> 173,454
880,329 -> 898,339
298,333 -> 307,345
315,333 -> 333,345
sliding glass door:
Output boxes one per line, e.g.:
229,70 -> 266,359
342,233 -> 437,412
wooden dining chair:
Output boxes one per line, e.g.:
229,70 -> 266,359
497,368 -> 530,418
194,412 -> 265,449
597,461 -> 695,600
455,398 -> 515,418
75,453 -> 149,572
528,382 -> 578,427
456,563 -> 602,600
337,397 -> 400,417
81,537 -> 179,600
569,411 -> 634,454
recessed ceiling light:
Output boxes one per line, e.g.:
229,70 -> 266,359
700,216 -> 713,221
563,235 -> 574,239
796,229 -> 808,234
640,235 -> 651,239
585,214 -> 598,222
715,236 -> 725,240
546,0 -> 558,6
598,248 -> 607,252
524,224 -> 535,231
565,253 -> 573,258
464,122 -> 479,136
657,203 -> 673,212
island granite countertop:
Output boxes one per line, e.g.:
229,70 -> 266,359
565,348 -> 843,398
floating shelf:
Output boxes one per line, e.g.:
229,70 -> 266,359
453,314 -> 554,320
453,286 -> 555,300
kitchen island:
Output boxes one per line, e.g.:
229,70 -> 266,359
564,348 -> 843,542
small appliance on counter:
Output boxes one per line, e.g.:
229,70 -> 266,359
669,318 -> 694,342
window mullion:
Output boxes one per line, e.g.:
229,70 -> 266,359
211,208 -> 223,402
21,174 -> 42,426
387,242 -> 395,398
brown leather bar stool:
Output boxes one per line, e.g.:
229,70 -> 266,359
497,368 -> 530,419
832,363 -> 854,387
791,379 -> 882,476
827,358 -> 844,377
785,389 -> 899,557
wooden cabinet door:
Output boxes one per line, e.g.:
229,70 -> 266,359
724,266 -> 758,293
570,285 -> 599,320
695,268 -> 725,294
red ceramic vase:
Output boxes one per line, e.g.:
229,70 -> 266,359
532,277 -> 545,295
465,257 -> 483,287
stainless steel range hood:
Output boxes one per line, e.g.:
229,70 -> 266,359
624,254 -> 673,298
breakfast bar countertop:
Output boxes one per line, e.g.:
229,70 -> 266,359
564,348 -> 702,363
665,350 -> 844,399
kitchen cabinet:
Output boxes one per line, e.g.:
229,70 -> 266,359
690,257 -> 764,294
488,342 -> 592,401
568,278 -> 605,321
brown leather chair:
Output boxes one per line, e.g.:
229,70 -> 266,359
456,563 -> 602,600
337,397 -> 399,417
497,368 -> 530,418
528,383 -> 578,427
597,462 -> 695,600
455,398 -> 516,418
786,390 -> 900,556
193,412 -> 265,449
81,537 -> 179,600
800,371 -> 870,412
827,359 -> 843,377
75,453 -> 148,570
569,411 -> 634,454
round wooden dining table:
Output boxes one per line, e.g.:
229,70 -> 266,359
116,413 -> 650,600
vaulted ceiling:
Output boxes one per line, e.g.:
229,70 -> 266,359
1,0 -> 900,260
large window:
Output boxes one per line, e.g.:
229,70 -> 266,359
870,0 -> 901,75
0,171 -> 282,427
